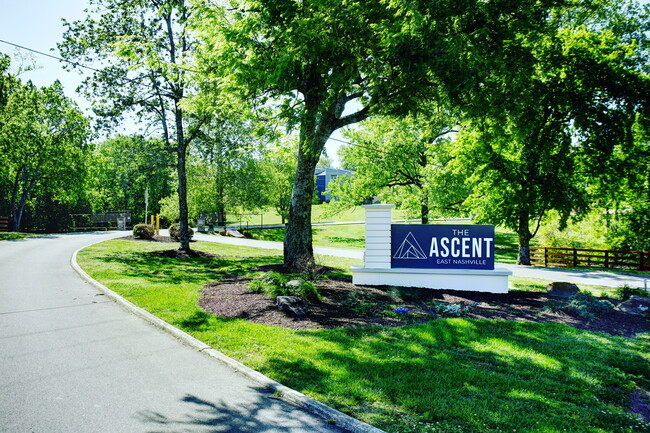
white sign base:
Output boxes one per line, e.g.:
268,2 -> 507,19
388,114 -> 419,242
351,265 -> 511,293
351,204 -> 511,294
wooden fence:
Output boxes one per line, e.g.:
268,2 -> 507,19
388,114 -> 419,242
530,246 -> 650,271
0,217 -> 8,232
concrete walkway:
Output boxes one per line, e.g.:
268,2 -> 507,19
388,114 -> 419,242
0,232 -> 350,433
194,232 -> 650,289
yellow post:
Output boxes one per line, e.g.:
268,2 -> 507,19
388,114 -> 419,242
150,215 -> 154,226
155,215 -> 160,235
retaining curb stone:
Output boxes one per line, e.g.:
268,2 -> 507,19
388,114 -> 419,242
71,243 -> 386,433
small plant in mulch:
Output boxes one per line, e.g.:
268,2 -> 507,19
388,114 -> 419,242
343,289 -> 380,315
434,303 -> 470,317
247,271 -> 322,301
545,291 -> 615,320
562,292 -> 615,320
382,306 -> 412,319
616,285 -> 650,301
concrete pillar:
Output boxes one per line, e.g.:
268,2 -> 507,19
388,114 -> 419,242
363,204 -> 393,269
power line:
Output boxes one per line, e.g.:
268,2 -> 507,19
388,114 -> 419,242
1,38 -> 435,161
0,38 -> 103,75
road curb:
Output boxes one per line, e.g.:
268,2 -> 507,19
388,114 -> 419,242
71,244 -> 386,433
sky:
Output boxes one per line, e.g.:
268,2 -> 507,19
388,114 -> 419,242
0,1 -> 89,108
0,0 -> 345,166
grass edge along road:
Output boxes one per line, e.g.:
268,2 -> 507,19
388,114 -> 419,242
77,239 -> 650,433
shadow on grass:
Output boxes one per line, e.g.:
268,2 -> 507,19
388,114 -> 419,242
96,250 -> 280,286
265,320 -> 649,433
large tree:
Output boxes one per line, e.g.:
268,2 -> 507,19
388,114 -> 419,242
0,76 -> 90,232
59,0 -> 200,250
448,0 -> 650,264
193,0 -> 559,268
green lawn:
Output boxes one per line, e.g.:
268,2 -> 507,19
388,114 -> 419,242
0,232 -> 39,241
77,239 -> 650,433
234,204 -> 377,227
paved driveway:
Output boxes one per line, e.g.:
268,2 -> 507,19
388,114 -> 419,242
0,232 -> 346,433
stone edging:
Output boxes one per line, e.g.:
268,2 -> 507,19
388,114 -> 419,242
70,243 -> 386,433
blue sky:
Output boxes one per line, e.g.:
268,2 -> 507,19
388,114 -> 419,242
0,0 -> 89,106
0,1 -> 345,165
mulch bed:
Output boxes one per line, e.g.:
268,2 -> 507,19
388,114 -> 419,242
124,237 -> 650,336
198,273 -> 650,337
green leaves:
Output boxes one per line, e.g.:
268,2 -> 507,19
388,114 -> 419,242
0,61 -> 91,231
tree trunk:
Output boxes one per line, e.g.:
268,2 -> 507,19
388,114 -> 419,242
283,86 -> 369,268
284,145 -> 320,269
421,195 -> 429,224
516,214 -> 533,265
175,107 -> 191,252
11,165 -> 35,233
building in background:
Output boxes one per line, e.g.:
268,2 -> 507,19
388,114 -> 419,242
314,168 -> 353,203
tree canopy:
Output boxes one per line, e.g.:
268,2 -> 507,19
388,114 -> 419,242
0,56 -> 91,232
192,0 -> 565,268
331,110 -> 462,223
446,0 -> 650,264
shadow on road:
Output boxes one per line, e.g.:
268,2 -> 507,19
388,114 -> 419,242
136,392 -> 346,433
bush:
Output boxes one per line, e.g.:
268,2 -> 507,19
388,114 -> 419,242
133,224 -> 155,239
563,292 -> 614,320
537,210 -> 609,249
615,285 -> 649,301
435,303 -> 466,317
606,202 -> 650,251
169,223 -> 194,241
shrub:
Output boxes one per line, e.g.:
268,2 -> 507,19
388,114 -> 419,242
247,272 -> 289,298
169,223 -> 194,241
435,303 -> 466,317
615,285 -> 649,301
563,292 -> 615,320
537,210 -> 609,249
247,279 -> 268,294
291,279 -> 322,301
133,224 -> 155,239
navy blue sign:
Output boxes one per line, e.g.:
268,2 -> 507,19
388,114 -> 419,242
391,224 -> 495,270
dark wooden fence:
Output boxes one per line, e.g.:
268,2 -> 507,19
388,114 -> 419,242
69,212 -> 132,231
530,246 -> 650,271
0,217 -> 9,232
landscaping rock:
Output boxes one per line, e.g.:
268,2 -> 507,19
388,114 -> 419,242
618,295 -> 650,317
287,279 -> 304,289
227,229 -> 244,238
546,282 -> 580,298
276,296 -> 309,317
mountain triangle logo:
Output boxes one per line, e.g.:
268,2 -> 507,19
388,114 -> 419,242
393,232 -> 427,259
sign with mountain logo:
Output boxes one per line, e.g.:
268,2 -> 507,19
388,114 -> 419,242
391,224 -> 495,270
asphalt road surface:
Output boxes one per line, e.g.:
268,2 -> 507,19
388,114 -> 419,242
0,232 -> 346,433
